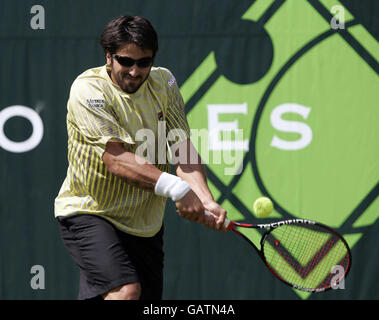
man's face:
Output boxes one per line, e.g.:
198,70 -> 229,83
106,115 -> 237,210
107,43 -> 153,94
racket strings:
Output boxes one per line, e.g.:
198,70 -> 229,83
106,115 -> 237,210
262,223 -> 350,290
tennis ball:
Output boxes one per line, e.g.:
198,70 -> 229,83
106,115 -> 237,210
253,197 -> 273,218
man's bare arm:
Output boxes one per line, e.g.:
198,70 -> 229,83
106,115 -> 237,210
102,142 -> 161,191
103,141 -> 216,229
174,139 -> 227,231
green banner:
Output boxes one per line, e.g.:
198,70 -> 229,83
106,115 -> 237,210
179,0 -> 379,300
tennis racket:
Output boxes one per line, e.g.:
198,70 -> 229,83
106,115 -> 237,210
205,210 -> 352,292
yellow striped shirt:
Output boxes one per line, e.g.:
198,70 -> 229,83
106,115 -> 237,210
54,65 -> 190,237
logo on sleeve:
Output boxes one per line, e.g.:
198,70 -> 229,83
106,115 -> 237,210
168,75 -> 176,87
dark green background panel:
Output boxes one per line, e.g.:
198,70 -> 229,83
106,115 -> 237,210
0,0 -> 378,300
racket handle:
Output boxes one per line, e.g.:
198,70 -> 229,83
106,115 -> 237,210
204,210 -> 232,229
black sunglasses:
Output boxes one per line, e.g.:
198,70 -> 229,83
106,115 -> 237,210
111,54 -> 153,68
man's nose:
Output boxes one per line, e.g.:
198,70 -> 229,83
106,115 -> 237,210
128,65 -> 139,77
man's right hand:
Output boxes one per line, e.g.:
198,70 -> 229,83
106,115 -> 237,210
175,191 -> 221,231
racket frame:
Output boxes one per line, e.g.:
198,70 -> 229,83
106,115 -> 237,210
228,218 -> 352,293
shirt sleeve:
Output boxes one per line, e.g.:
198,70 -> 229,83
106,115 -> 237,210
67,78 -> 134,158
163,69 -> 191,147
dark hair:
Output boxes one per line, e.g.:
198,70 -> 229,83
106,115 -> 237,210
100,15 -> 158,57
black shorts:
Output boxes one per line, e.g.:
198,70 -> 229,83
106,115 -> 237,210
58,214 -> 164,300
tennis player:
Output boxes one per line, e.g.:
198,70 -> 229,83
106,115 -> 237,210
54,15 -> 227,300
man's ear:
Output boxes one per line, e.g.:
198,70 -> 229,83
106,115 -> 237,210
106,52 -> 112,66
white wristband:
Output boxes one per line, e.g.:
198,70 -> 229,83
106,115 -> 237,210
154,172 -> 191,201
